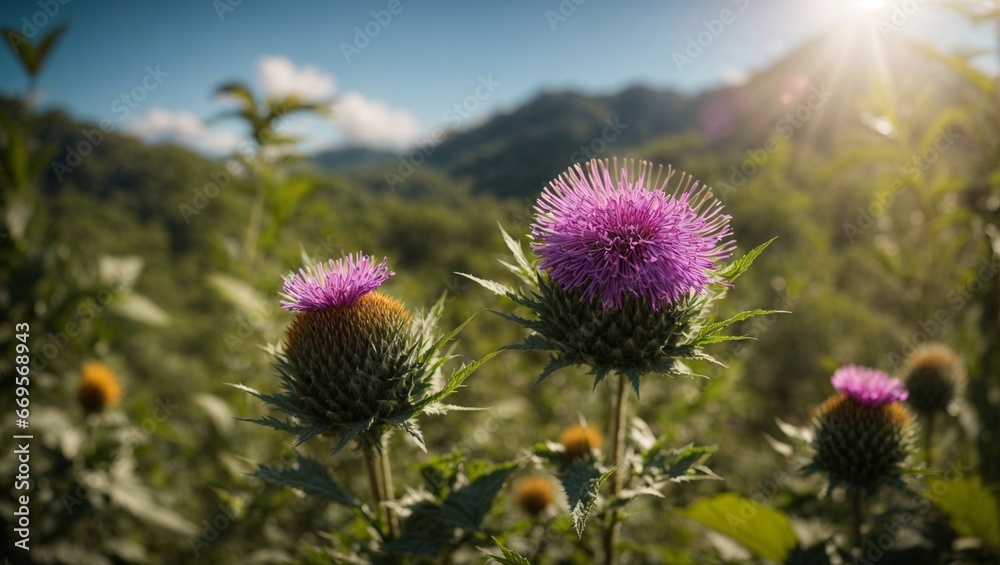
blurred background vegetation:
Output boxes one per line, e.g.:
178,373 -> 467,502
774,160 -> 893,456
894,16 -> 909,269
1,4 -> 999,563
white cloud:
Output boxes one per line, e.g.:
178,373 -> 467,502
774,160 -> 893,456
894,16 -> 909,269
720,66 -> 749,86
332,92 -> 421,150
257,55 -> 336,101
127,108 -> 241,155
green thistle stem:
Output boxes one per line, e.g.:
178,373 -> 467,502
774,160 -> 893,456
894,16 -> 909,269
362,442 -> 386,534
603,374 -> 628,565
851,490 -> 865,551
362,434 -> 400,541
378,434 -> 400,540
924,412 -> 935,468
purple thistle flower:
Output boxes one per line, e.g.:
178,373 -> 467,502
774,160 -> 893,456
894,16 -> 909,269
280,253 -> 393,311
532,158 -> 734,310
831,365 -> 909,407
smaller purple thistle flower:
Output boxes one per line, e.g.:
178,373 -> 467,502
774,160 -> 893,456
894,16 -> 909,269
532,158 -> 734,311
831,365 -> 908,407
281,253 -> 393,312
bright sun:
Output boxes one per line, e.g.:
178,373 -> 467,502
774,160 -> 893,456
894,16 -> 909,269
836,0 -> 895,11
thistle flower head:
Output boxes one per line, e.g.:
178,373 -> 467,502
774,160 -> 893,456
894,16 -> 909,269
514,475 -> 556,516
902,344 -> 963,417
560,423 -> 602,461
77,361 -> 123,413
810,393 -> 913,493
806,366 -> 915,493
831,365 -> 908,407
532,158 -> 734,311
281,253 -> 392,312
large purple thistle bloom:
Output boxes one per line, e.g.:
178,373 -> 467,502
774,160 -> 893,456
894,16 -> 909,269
831,365 -> 908,407
280,253 -> 393,311
532,159 -> 734,310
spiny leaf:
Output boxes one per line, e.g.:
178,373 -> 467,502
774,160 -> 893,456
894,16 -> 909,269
457,272 -> 513,297
329,417 -> 376,455
560,463 -> 618,538
693,309 -> 784,344
413,350 -> 500,412
498,223 -> 538,287
419,310 -> 478,364
484,538 -> 532,565
716,237 -> 776,283
531,356 -> 575,390
252,452 -> 357,507
437,461 -> 519,531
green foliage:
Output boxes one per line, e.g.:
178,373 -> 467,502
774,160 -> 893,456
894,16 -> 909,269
2,23 -> 67,82
677,493 -> 799,562
928,474 -> 1000,550
561,463 -> 617,538
252,451 -> 360,509
484,537 -> 532,564
387,459 -> 519,556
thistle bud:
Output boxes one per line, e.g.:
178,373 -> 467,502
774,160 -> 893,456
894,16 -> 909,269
514,475 -> 556,516
901,344 -> 963,418
77,361 -> 123,413
560,423 -> 602,461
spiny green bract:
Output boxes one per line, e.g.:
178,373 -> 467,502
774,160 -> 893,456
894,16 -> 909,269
463,226 -> 779,397
283,291 -> 428,425
513,275 -> 701,384
807,394 -> 914,494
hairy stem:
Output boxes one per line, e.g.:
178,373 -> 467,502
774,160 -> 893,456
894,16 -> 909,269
603,375 -> 628,565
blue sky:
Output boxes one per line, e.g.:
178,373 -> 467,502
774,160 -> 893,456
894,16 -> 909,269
1,0 -> 995,154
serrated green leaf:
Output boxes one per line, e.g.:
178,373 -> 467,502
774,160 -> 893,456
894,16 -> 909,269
927,474 -> 1000,549
329,417 -> 375,455
385,501 -> 455,556
458,272 -> 514,296
437,461 -> 519,531
560,462 -> 618,538
677,493 -> 798,561
716,237 -> 776,283
484,537 -> 532,565
419,310 -> 477,364
498,224 -> 537,286
412,350 -> 499,413
252,452 -> 357,508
